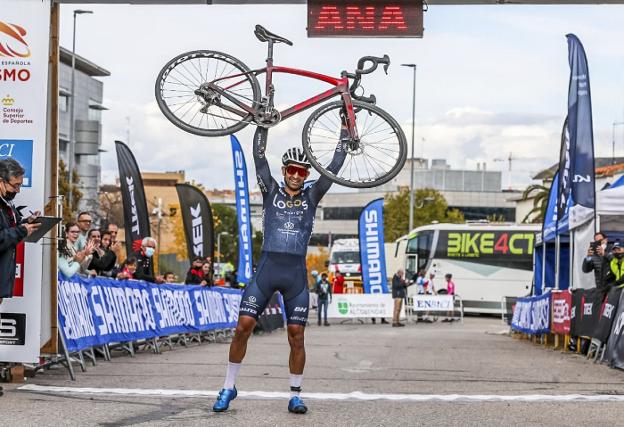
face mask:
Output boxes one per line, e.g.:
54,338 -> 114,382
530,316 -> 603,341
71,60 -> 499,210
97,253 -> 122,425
145,247 -> 155,257
3,191 -> 16,201
615,252 -> 624,260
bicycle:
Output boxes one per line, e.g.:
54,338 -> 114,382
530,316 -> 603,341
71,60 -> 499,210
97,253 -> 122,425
155,25 -> 407,188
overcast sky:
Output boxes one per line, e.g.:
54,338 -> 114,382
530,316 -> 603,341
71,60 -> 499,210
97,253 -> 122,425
59,3 -> 624,192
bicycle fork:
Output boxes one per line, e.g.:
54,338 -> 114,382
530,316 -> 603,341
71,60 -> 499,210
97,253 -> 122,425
340,92 -> 360,148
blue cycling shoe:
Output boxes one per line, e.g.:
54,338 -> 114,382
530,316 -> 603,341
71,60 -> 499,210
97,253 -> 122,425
212,387 -> 237,412
288,396 -> 308,414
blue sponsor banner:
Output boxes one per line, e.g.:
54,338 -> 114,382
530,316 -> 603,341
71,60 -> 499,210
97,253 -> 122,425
566,34 -> 596,210
543,172 -> 559,243
0,139 -> 33,187
230,135 -> 253,286
511,293 -> 551,334
57,274 -> 242,353
358,198 -> 388,294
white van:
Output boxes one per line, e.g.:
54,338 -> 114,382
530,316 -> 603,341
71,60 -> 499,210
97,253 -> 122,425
327,238 -> 362,288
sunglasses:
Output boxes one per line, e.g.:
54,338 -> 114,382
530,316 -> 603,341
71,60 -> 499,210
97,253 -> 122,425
285,165 -> 310,178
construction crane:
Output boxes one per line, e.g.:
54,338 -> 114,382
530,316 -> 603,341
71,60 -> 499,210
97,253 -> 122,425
493,152 -> 542,171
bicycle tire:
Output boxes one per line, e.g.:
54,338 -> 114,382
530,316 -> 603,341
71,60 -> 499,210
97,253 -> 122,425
155,50 -> 261,137
302,101 -> 407,188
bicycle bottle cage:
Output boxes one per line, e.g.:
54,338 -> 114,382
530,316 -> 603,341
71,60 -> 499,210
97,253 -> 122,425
254,25 -> 293,46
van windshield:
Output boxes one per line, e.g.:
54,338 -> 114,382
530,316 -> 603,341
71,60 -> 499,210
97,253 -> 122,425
331,251 -> 360,264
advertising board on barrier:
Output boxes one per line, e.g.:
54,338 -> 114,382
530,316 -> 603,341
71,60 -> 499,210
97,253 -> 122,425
0,0 -> 51,363
57,274 -> 242,353
551,291 -> 571,334
410,295 -> 454,312
511,293 -> 550,334
327,294 -> 401,318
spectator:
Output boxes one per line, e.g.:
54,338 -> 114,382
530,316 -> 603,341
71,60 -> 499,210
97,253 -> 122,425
163,272 -> 176,283
115,257 -> 137,280
87,229 -> 116,277
391,269 -> 408,327
426,273 -> 436,295
309,270 -> 320,310
441,273 -> 456,322
582,231 -> 610,294
415,270 -> 427,294
107,223 -> 124,264
132,237 -> 163,283
225,270 -> 239,288
333,271 -> 345,294
315,273 -> 332,326
201,260 -> 214,286
0,158 -> 40,305
185,256 -> 204,284
58,222 -> 95,278
606,241 -> 624,288
75,211 -> 93,251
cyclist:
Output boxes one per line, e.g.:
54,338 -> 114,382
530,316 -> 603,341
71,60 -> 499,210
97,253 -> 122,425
213,124 -> 347,414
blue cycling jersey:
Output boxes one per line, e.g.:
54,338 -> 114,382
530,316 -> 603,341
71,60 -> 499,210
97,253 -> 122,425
253,127 -> 347,256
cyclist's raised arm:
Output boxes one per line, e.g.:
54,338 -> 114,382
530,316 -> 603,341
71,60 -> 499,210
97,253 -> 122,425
253,127 -> 277,195
309,127 -> 349,203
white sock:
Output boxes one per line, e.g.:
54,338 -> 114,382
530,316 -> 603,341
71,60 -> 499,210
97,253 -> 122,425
223,362 -> 241,389
290,373 -> 303,397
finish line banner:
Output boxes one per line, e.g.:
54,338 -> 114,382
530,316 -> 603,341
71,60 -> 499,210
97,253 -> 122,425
58,274 -> 242,353
511,293 -> 550,335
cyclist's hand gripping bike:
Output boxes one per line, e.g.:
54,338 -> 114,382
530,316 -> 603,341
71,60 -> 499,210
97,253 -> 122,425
156,25 -> 407,188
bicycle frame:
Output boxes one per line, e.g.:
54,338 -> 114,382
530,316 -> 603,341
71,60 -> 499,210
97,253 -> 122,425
207,59 -> 360,140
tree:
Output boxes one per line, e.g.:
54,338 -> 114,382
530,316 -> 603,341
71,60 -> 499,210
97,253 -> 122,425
521,182 -> 551,223
58,159 -> 83,223
212,203 -> 239,266
306,246 -> 329,286
97,186 -> 124,229
252,230 -> 264,263
384,188 -> 464,242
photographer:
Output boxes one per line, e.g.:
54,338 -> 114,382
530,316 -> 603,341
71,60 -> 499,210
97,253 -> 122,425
582,231 -> 610,294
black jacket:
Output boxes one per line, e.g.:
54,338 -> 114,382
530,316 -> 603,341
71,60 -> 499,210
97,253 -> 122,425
132,251 -> 156,283
185,268 -> 203,284
582,253 -> 610,291
0,198 -> 26,298
88,248 -> 117,277
391,274 -> 408,299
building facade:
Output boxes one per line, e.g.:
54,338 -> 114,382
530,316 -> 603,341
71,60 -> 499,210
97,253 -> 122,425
59,47 -> 110,213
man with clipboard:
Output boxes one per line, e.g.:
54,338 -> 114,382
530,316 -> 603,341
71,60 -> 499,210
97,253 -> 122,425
0,159 -> 42,306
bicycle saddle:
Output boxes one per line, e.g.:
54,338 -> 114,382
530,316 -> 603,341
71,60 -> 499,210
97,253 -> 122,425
254,25 -> 293,46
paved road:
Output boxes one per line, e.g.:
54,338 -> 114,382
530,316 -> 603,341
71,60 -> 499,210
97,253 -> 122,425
3,317 -> 624,426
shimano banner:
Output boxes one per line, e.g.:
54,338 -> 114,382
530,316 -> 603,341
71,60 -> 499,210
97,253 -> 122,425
115,141 -> 151,258
176,183 -> 215,266
358,198 -> 388,294
230,135 -> 254,285
566,34 -> 596,210
511,293 -> 550,334
57,274 -> 242,353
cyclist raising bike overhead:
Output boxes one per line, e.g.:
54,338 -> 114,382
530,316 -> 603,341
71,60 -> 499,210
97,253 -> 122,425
213,124 -> 348,414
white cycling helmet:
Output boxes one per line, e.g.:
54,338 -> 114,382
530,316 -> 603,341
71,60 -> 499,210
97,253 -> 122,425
282,147 -> 310,168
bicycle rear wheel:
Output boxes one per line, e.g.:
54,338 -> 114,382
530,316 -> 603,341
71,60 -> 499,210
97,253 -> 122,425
155,50 -> 261,137
302,101 -> 407,188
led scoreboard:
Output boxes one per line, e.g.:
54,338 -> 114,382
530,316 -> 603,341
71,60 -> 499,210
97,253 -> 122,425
307,0 -> 424,38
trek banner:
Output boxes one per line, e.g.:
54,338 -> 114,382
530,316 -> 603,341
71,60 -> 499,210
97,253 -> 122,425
176,183 -> 215,266
593,287 -> 621,343
0,0 -> 51,363
230,135 -> 253,286
605,290 -> 624,369
115,141 -> 151,260
358,198 -> 388,294
57,274 -> 242,353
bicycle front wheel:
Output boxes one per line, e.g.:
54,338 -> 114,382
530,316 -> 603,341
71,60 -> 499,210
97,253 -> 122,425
155,50 -> 261,137
302,101 -> 407,188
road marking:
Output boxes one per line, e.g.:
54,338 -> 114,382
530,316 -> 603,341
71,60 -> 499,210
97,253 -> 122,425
18,385 -> 624,402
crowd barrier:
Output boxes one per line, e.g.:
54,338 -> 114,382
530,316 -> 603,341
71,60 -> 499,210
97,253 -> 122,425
44,274 -> 248,380
405,294 -> 464,322
510,288 -> 624,371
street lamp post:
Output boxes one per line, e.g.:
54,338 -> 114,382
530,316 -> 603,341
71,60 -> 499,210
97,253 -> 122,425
67,9 -> 93,210
612,121 -> 624,165
401,63 -> 417,233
